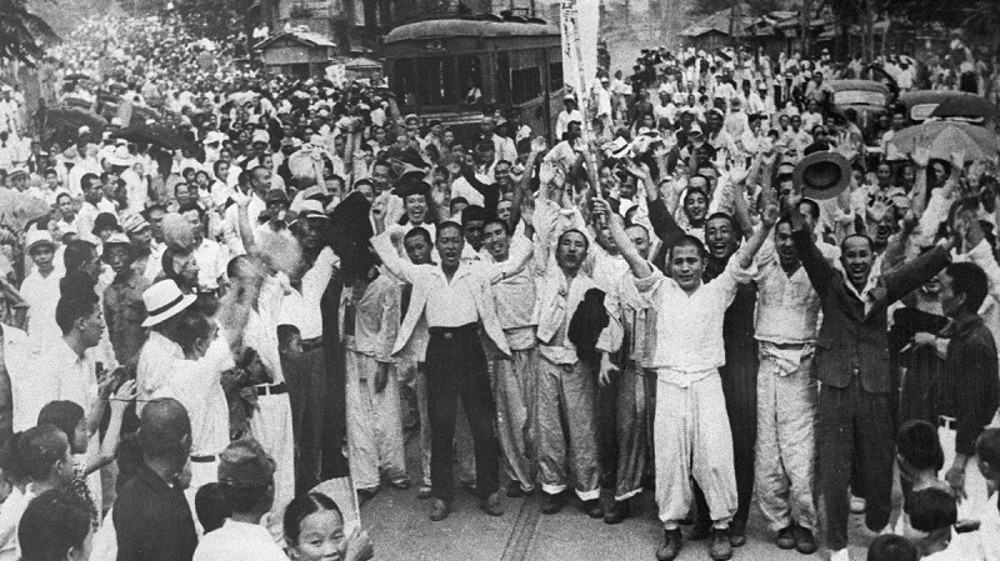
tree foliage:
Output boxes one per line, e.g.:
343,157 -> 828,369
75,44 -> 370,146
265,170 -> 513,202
0,0 -> 59,66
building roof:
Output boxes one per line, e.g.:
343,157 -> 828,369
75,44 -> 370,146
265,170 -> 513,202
255,30 -> 337,50
384,19 -> 558,44
679,7 -> 755,38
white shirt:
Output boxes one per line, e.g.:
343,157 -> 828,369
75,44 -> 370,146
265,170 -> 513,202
556,109 -> 583,140
0,487 -> 32,561
278,247 -> 338,340
244,277 -> 285,384
633,255 -> 754,381
151,337 -> 233,457
19,269 -> 63,344
136,330 -> 184,412
192,238 -> 229,291
15,339 -> 97,431
192,519 -> 289,561
222,193 -> 266,256
754,240 -> 821,345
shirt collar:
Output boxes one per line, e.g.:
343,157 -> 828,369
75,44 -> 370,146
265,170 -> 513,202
944,314 -> 984,338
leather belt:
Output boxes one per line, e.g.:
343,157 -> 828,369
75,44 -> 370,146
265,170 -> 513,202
938,415 -> 956,430
256,382 -> 288,396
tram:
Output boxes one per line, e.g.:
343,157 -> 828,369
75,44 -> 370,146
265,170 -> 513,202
382,17 -> 564,143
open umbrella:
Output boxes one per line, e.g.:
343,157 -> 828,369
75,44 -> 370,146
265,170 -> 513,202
113,124 -> 188,150
890,121 -> 1000,162
930,94 -> 999,123
45,107 -> 107,131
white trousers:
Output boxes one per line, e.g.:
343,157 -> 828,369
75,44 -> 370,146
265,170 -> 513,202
654,371 -> 737,529
249,392 -> 296,521
755,353 -> 818,531
939,425 -> 991,559
345,351 -> 406,490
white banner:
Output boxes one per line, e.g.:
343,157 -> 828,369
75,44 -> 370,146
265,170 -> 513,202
560,0 -> 599,95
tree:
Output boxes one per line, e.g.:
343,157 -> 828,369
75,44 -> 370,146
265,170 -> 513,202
0,0 -> 58,66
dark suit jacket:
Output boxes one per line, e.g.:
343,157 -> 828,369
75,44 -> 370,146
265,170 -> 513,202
792,230 -> 950,394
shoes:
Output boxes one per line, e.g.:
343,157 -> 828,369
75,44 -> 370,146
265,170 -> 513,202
416,485 -> 433,499
793,525 -> 817,555
581,498 -> 604,519
728,519 -> 747,548
429,498 -> 451,521
479,491 -> 504,517
506,481 -> 526,498
709,528 -> 733,561
603,500 -> 631,524
850,495 -> 866,514
387,474 -> 412,490
356,487 -> 378,505
541,492 -> 567,515
775,525 -> 797,550
656,529 -> 683,561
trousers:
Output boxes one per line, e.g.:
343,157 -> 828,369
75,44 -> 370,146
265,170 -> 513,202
345,350 -> 406,490
536,354 -> 600,500
249,392 -> 296,524
614,364 -> 656,501
399,358 -> 432,487
754,351 -> 818,531
488,348 -> 538,492
818,376 -> 894,550
425,325 -> 499,501
655,371 -> 737,529
939,425 -> 991,560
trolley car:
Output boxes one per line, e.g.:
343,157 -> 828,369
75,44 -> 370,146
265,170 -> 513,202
382,17 -> 564,142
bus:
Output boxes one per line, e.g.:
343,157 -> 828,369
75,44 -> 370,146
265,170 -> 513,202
382,17 -> 564,143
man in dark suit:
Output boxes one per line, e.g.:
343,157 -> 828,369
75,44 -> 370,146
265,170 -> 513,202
787,191 -> 952,561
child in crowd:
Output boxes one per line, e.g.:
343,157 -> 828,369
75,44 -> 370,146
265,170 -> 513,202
284,492 -> 374,561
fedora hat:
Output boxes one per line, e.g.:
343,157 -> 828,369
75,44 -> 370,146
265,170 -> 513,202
794,151 -> 851,200
141,279 -> 197,327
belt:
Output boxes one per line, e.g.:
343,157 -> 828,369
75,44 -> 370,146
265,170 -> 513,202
190,455 -> 217,463
938,415 -> 956,430
300,337 -> 323,352
428,323 -> 478,340
256,382 -> 288,396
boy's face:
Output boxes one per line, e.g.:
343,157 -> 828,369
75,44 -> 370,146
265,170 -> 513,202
30,246 -> 54,271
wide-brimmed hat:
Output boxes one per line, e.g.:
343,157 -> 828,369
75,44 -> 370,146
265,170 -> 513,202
297,199 -> 328,221
25,228 -> 56,253
605,137 -> 630,160
794,151 -> 851,200
141,279 -> 197,327
106,145 -> 133,167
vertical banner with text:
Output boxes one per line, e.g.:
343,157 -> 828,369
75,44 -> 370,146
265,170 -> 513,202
560,0 -> 600,138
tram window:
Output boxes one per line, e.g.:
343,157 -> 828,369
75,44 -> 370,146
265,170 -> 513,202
393,59 -> 417,105
458,56 -> 483,105
549,62 -> 563,92
511,67 -> 541,104
414,58 -> 458,105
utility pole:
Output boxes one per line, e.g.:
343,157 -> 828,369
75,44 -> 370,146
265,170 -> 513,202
800,0 -> 810,57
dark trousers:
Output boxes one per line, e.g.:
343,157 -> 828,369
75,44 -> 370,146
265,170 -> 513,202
695,361 -> 757,529
819,376 -> 894,551
281,345 -> 327,495
425,324 -> 500,502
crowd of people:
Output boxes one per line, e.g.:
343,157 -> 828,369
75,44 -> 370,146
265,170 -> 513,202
0,7 -> 999,561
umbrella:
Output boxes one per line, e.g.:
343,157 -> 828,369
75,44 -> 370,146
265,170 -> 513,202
890,121 -> 1000,162
45,107 -> 107,131
113,124 -> 188,150
930,94 -> 999,123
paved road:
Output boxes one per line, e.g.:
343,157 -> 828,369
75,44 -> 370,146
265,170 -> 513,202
361,483 -> 884,561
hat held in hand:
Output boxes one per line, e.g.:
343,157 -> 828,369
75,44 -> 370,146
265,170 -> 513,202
794,151 -> 851,200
